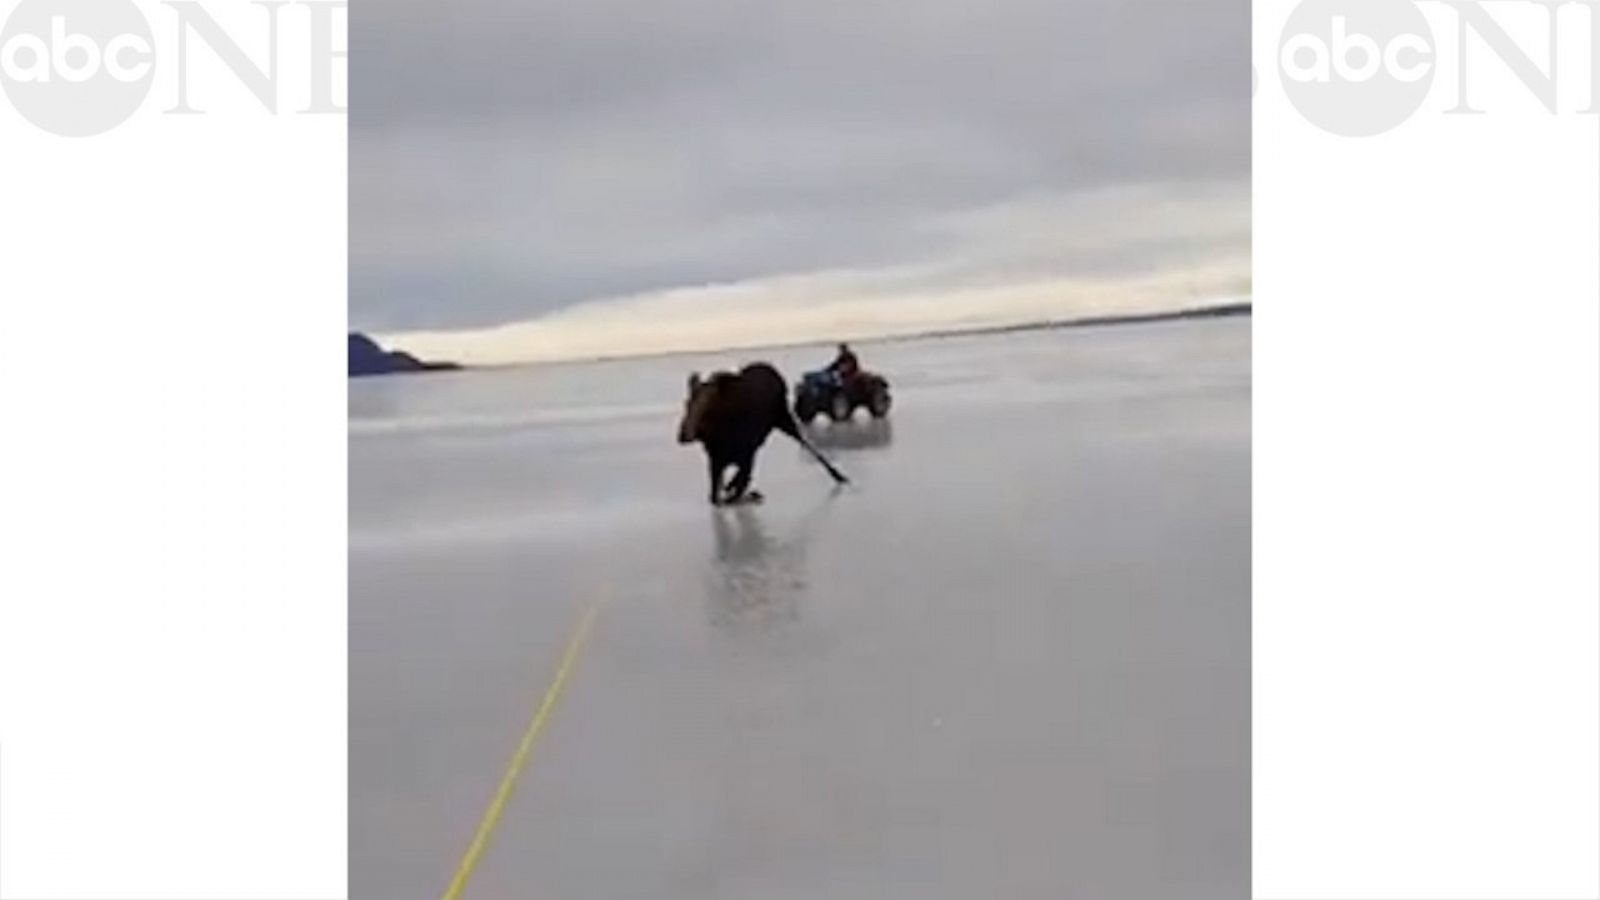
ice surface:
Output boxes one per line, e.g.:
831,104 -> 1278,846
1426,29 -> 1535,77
351,317 -> 1250,900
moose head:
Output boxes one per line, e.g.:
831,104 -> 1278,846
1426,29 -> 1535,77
678,372 -> 713,444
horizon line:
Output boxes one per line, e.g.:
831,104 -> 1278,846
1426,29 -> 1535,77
388,299 -> 1252,372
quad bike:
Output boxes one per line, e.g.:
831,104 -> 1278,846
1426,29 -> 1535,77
793,369 -> 892,423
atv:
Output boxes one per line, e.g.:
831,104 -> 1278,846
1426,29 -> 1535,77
794,369 -> 892,424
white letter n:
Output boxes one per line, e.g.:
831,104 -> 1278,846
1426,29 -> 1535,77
164,1 -> 285,114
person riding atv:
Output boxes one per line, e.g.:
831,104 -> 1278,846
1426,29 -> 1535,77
794,344 -> 891,423
825,343 -> 860,383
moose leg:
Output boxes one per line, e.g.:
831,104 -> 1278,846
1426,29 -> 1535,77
707,455 -> 726,505
724,451 -> 756,504
776,413 -> 850,485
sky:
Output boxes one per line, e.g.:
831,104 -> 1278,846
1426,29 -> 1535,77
354,0 -> 1249,364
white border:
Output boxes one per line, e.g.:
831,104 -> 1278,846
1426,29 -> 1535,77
0,1 -> 346,897
1255,1 -> 1600,897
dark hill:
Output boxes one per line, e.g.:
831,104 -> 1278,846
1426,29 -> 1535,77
349,333 -> 460,377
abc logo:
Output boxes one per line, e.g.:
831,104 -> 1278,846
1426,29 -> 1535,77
0,0 -> 154,137
1279,0 -> 1435,136
3,17 -> 152,84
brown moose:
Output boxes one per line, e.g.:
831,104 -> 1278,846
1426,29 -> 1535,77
677,362 -> 849,505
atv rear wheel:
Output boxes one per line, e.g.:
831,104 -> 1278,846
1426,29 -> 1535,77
867,386 -> 892,418
827,392 -> 853,422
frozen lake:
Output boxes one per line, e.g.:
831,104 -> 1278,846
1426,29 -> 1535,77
351,317 -> 1250,900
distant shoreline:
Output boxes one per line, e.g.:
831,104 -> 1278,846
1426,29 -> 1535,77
874,300 -> 1251,346
442,300 -> 1252,371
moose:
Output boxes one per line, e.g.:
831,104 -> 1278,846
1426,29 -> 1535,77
677,362 -> 849,505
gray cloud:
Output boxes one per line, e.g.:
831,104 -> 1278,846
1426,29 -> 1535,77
353,0 -> 1249,337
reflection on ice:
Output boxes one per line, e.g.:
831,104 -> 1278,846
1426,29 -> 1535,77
801,417 -> 893,452
704,507 -> 801,629
703,497 -> 839,629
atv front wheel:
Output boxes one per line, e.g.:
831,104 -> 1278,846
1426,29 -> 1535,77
794,395 -> 819,424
